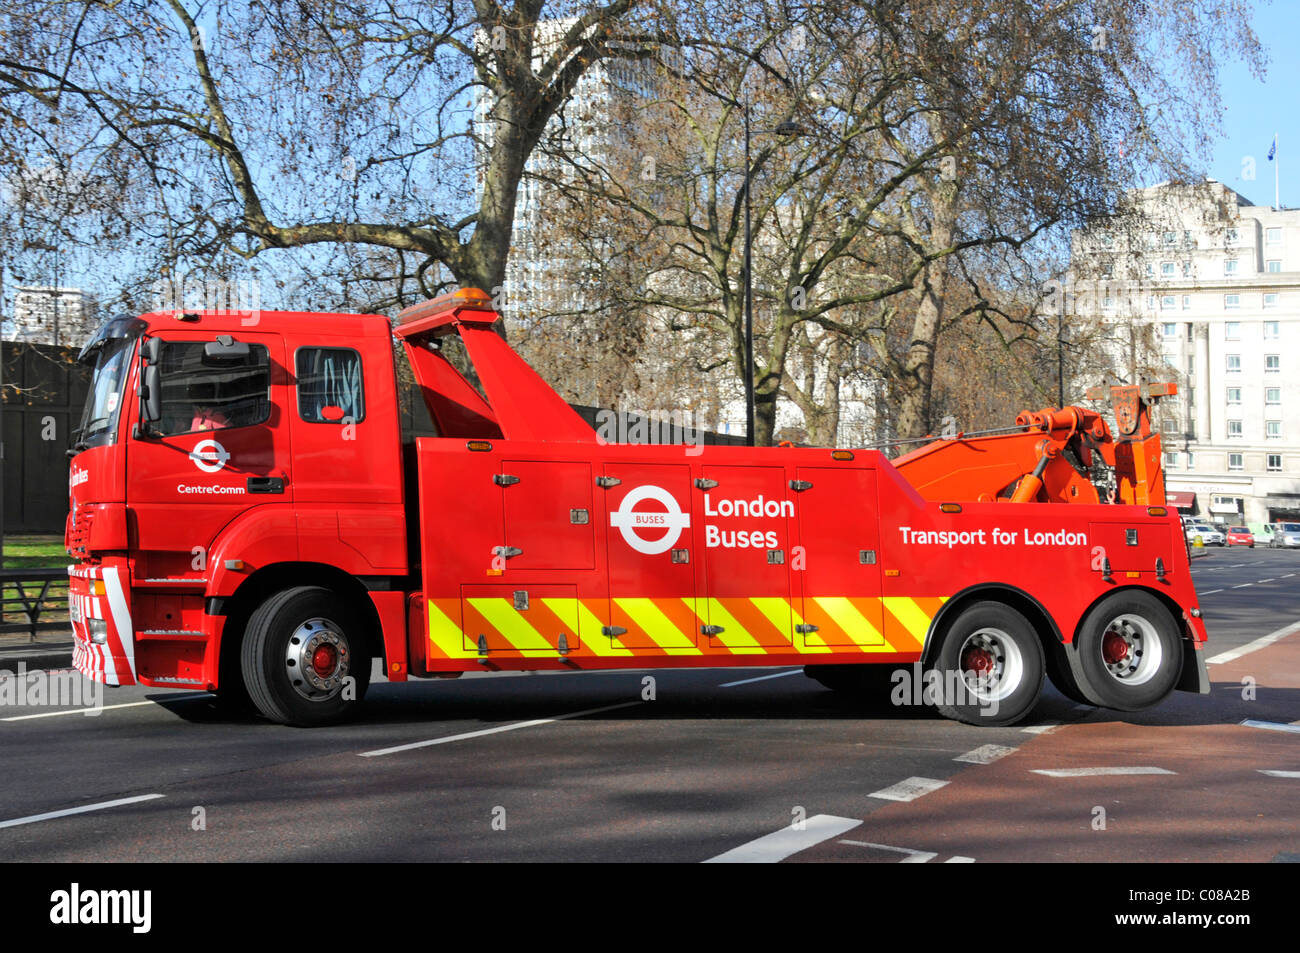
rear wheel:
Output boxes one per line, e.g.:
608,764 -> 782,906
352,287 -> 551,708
932,602 -> 1044,726
1074,591 -> 1181,711
241,586 -> 371,727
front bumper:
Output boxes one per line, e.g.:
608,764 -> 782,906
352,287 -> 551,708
68,562 -> 137,687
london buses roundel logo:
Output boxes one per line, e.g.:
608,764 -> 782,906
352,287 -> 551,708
609,484 -> 690,555
189,438 -> 230,473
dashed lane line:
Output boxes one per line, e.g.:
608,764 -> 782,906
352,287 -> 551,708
838,840 -> 936,862
1207,620 -> 1300,665
359,701 -> 642,757
719,669 -> 801,688
1030,767 -> 1176,778
703,814 -> 862,863
1258,770 -> 1300,778
1240,720 -> 1300,735
954,744 -> 1016,765
869,776 -> 949,801
1022,721 -> 1062,735
0,794 -> 164,830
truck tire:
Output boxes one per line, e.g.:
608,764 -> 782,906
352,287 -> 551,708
1073,590 -> 1182,711
932,601 -> 1044,727
240,586 -> 370,727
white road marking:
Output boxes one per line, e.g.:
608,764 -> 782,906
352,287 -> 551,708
945,856 -> 977,863
1284,573 -> 1296,579
0,692 -> 210,721
869,776 -> 948,801
703,814 -> 862,863
719,669 -> 801,688
1258,579 -> 1275,584
954,744 -> 1016,765
838,840 -> 936,862
1199,589 -> 1223,595
1022,722 -> 1062,735
0,794 -> 164,830
1031,767 -> 1175,777
1240,720 -> 1300,735
1231,583 -> 1253,589
359,701 -> 642,757
1258,770 -> 1300,778
1207,620 -> 1300,665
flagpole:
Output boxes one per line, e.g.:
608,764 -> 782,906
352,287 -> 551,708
1275,133 -> 1280,210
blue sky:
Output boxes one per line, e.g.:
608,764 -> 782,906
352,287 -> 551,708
1203,1 -> 1298,207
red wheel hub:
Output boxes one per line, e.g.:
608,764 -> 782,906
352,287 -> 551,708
962,648 -> 994,674
311,644 -> 338,678
1102,631 -> 1129,664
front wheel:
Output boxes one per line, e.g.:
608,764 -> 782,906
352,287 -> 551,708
932,601 -> 1044,726
1074,590 -> 1182,711
241,586 -> 371,726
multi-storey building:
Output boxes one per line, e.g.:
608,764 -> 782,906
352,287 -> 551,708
9,286 -> 98,347
1073,180 -> 1299,525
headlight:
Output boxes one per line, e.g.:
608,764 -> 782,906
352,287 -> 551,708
88,619 -> 108,644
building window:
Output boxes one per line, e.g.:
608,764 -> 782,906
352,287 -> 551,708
1100,264 -> 1113,279
1187,355 -> 1195,375
1266,354 -> 1280,372
1161,261 -> 1175,277
1163,231 -> 1177,245
1102,296 -> 1114,310
1224,294 -> 1240,309
1227,354 -> 1242,372
1182,260 -> 1193,277
1266,227 -> 1281,244
1183,230 -> 1194,246
1267,420 -> 1282,439
1267,387 -> 1281,404
1164,452 -> 1179,468
1182,295 -> 1192,310
1267,260 -> 1282,273
1145,264 -> 1155,278
1264,294 -> 1278,310
1162,322 -> 1176,337
1226,227 -> 1240,243
1162,351 -> 1177,367
1224,259 -> 1239,276
1228,420 -> 1243,438
1268,454 -> 1282,472
1225,321 -> 1240,338
1187,451 -> 1195,469
1227,387 -> 1242,404
1161,296 -> 1176,310
1229,452 -> 1244,470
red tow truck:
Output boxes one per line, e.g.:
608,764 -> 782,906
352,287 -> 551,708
66,288 -> 1209,726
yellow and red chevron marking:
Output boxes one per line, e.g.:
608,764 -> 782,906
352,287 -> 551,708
425,595 -> 945,663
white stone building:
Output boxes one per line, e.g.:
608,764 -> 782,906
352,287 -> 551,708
1072,181 -> 1300,525
9,286 -> 98,347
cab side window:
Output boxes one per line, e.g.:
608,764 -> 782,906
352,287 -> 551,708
157,341 -> 271,436
297,347 -> 365,423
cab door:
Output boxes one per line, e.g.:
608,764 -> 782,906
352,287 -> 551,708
126,331 -> 294,580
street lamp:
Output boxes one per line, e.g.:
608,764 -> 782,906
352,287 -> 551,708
739,106 -> 804,446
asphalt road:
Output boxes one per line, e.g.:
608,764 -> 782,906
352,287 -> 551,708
1,544 -> 1296,863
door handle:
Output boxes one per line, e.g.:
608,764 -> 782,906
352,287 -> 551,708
247,477 -> 285,494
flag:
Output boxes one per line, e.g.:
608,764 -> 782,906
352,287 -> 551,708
1268,136 -> 1276,161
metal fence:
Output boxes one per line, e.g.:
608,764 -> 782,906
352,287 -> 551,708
1,568 -> 69,641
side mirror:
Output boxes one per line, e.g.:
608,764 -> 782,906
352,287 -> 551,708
141,363 -> 162,424
204,335 -> 250,363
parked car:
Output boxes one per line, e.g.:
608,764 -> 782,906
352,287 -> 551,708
1270,522 -> 1300,549
1186,523 -> 1226,546
1226,526 -> 1254,547
1250,523 -> 1275,546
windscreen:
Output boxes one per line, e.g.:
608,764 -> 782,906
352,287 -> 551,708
72,336 -> 134,451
